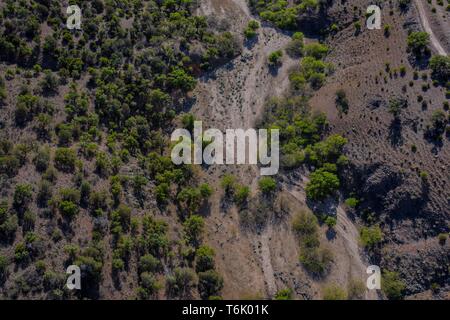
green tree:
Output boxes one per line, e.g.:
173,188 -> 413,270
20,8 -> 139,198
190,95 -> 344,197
166,268 -> 196,298
58,200 -> 79,218
324,216 -> 337,229
407,32 -> 429,55
167,68 -> 196,92
429,55 -> 450,82
360,225 -> 383,247
0,76 -> 6,105
34,146 -> 50,172
40,70 -> 59,94
139,254 -> 160,273
139,272 -> 160,297
305,169 -> 340,200
382,271 -> 406,300
196,245 -> 215,272
13,184 -> 33,211
198,270 -> 224,300
54,148 -> 77,172
181,113 -> 195,132
292,210 -> 318,236
183,215 -> 205,245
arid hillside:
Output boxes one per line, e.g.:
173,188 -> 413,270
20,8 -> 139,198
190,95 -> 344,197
0,0 -> 448,301
193,0 -> 449,299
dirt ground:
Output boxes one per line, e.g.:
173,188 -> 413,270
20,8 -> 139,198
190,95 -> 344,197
193,0 -> 381,300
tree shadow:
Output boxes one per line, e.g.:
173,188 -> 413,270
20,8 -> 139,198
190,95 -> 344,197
244,36 -> 258,50
424,130 -> 444,151
388,119 -> 403,146
407,51 -> 431,70
306,197 -> 338,217
268,64 -> 280,76
326,228 -> 337,241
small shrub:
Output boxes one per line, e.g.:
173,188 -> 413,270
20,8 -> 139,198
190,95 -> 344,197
324,216 -> 337,229
274,288 -> 293,300
438,233 -> 448,245
348,278 -> 366,300
268,50 -> 283,66
139,272 -> 160,295
323,283 -> 347,300
384,25 -> 391,37
286,32 -> 304,57
139,254 -> 160,273
335,89 -> 349,114
292,210 -> 318,236
23,210 -> 36,231
234,185 -> 250,204
40,70 -> 59,94
244,20 -> 260,39
258,177 -> 276,194
221,174 -> 236,194
34,147 -> 50,172
95,151 -> 110,177
345,198 -> 359,208
430,55 -> 450,82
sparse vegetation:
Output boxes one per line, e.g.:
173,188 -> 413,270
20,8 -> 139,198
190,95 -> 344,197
323,284 -> 347,300
0,0 -> 447,301
293,211 -> 333,276
274,288 -> 293,300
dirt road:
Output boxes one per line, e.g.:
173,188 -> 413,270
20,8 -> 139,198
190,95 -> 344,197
414,0 -> 447,55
